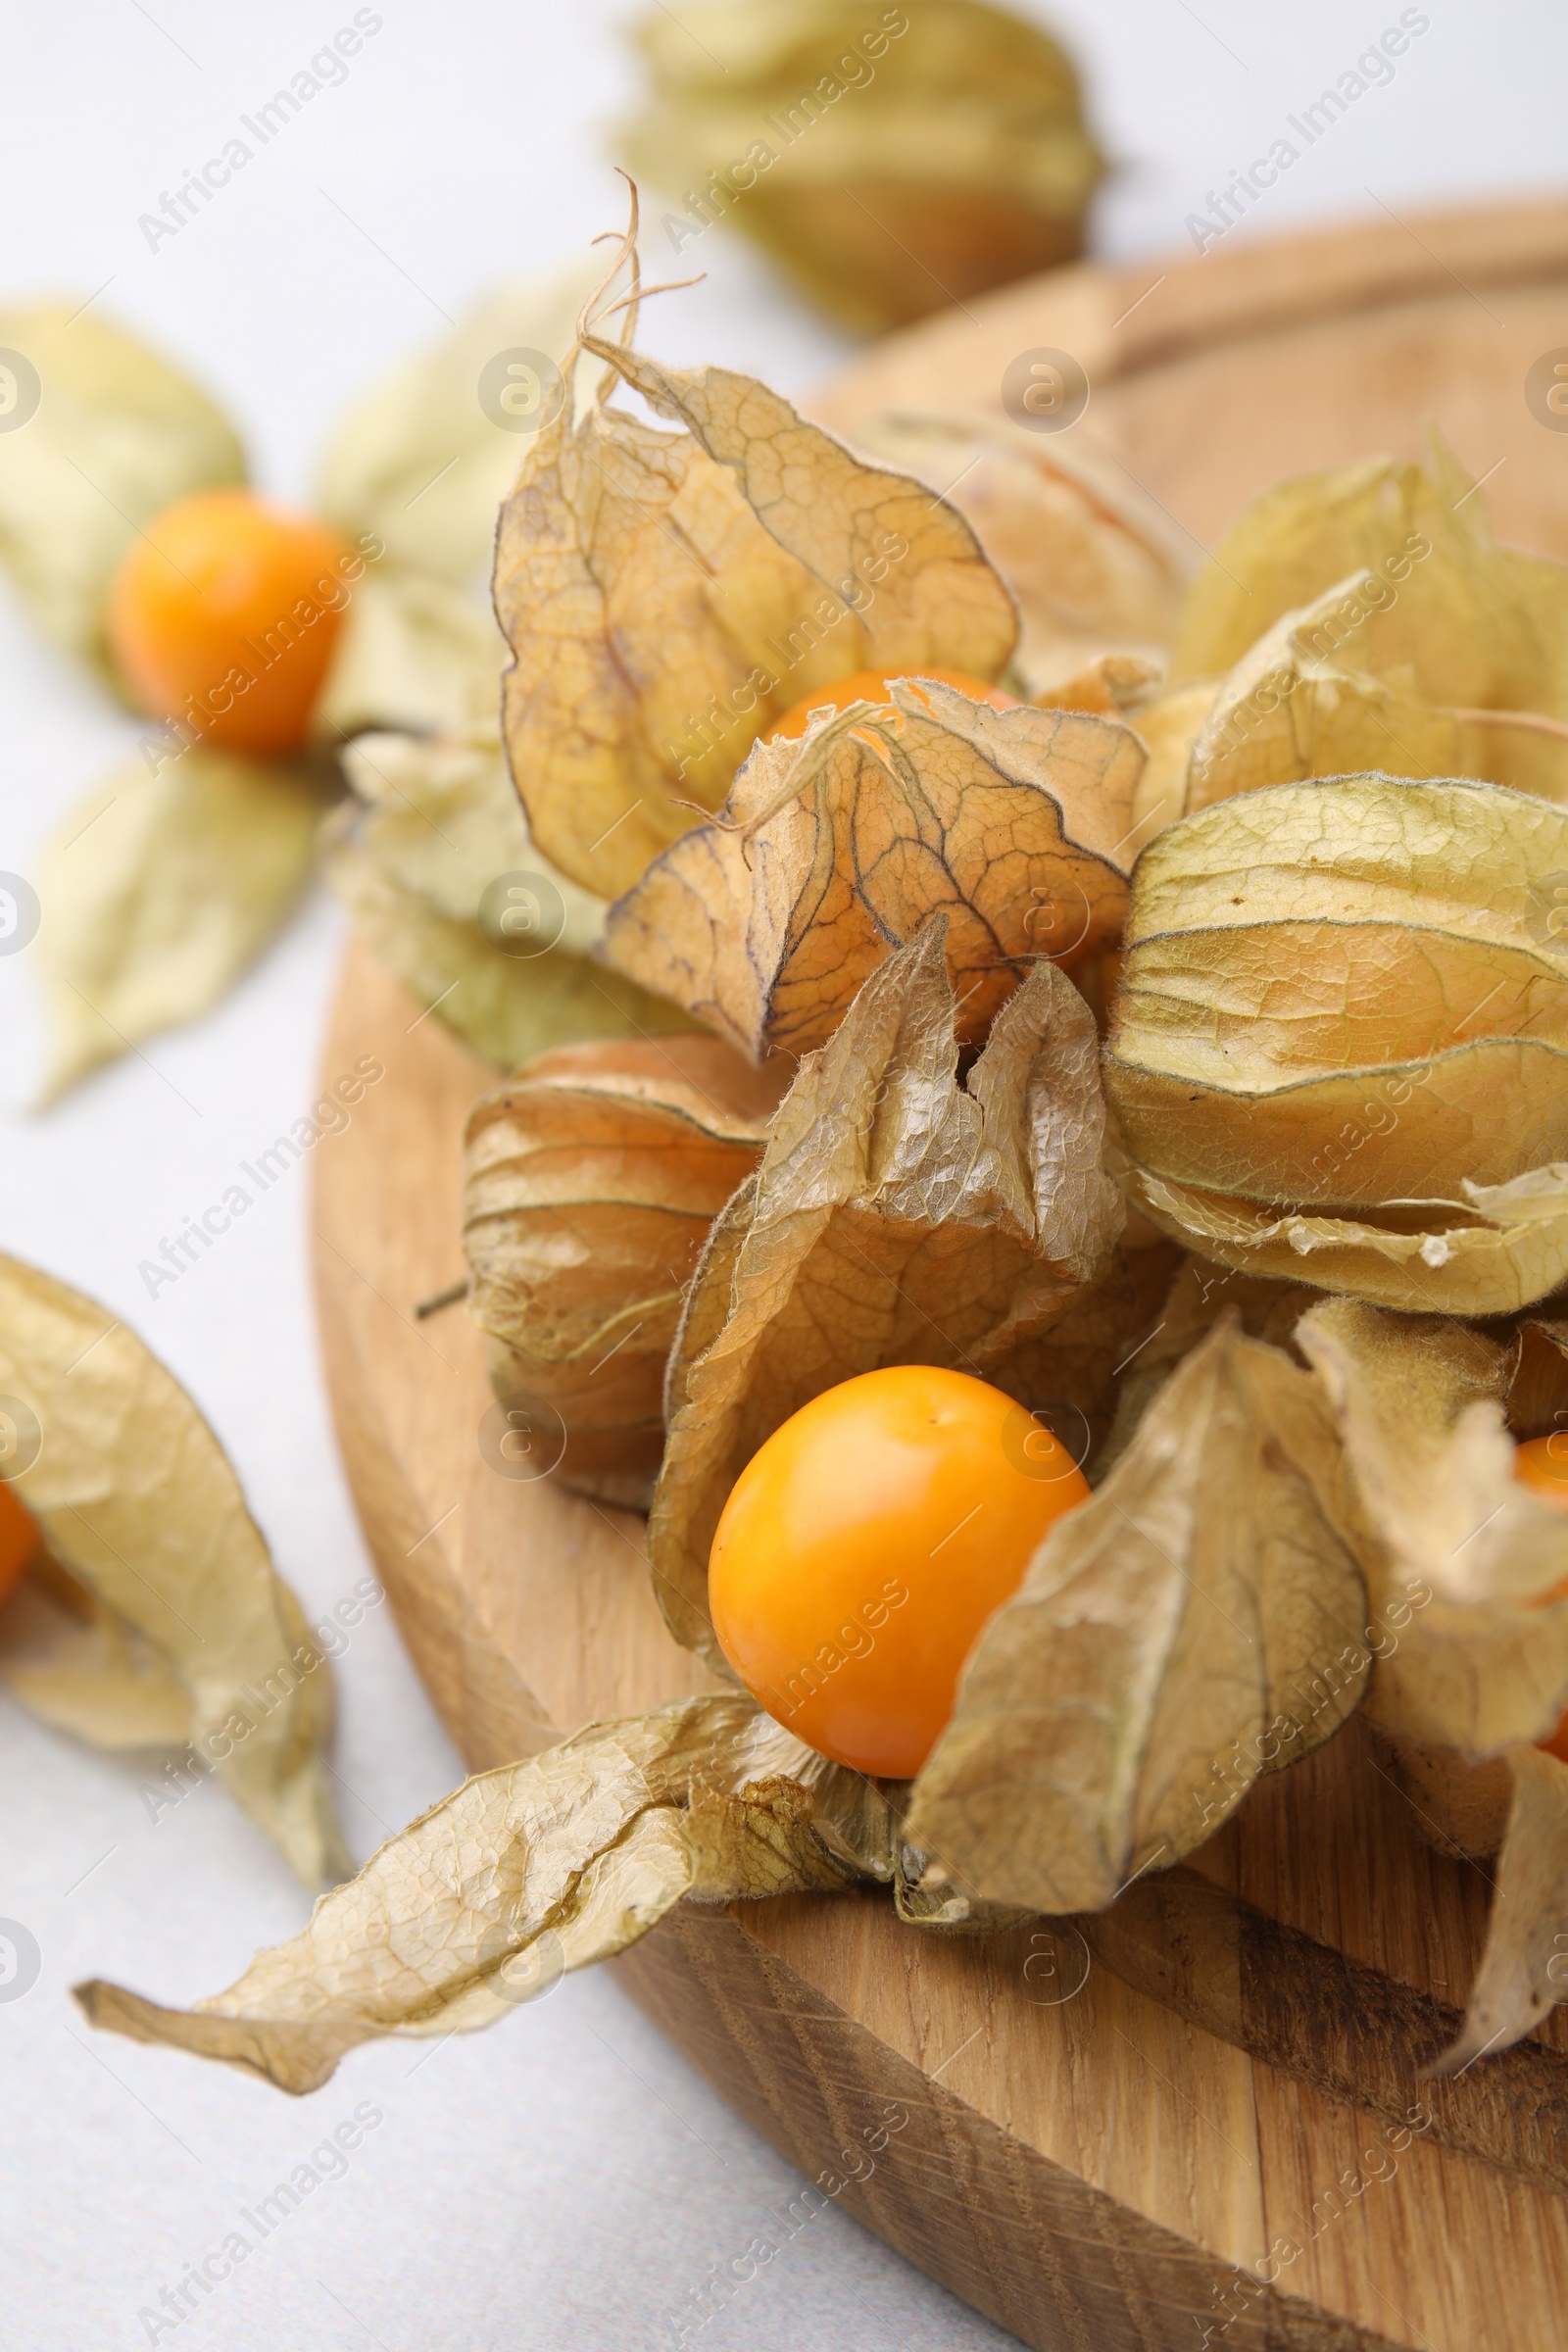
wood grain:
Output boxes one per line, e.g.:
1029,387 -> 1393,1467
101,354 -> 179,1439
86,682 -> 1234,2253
314,198 -> 1568,2352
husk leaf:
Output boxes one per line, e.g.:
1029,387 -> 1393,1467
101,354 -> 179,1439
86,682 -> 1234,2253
1104,773 -> 1568,1313
494,329 -> 1016,898
0,303 -> 245,680
1116,1161 -> 1568,1321
1438,1746 -> 1568,2070
1298,1297 -> 1568,1757
0,1256 -> 349,1885
905,1317 -> 1371,1914
617,0 -> 1104,332
464,1036 -> 786,1504
649,921 -> 1133,1665
75,1693 -> 895,2092
317,564 -> 502,740
0,1550 -> 190,1748
1134,571 -> 1568,840
843,411 -> 1184,694
324,725 -> 694,1069
601,676 -> 1142,1060
1098,1252 -> 1324,1473
1172,439 -> 1568,721
35,750 -> 320,1102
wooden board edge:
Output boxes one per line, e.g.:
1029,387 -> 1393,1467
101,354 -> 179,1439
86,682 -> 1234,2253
614,1904 -> 1406,2352
805,192 -> 1568,434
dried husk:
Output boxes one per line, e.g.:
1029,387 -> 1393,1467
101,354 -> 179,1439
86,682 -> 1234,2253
844,412 -> 1186,695
315,266 -> 608,739
324,724 -> 694,1070
1129,570 -> 1568,846
1115,1163 -> 1568,1322
0,1256 -> 349,1886
494,322 -> 1017,899
464,1036 -> 787,1505
1298,1298 -> 1568,1758
1134,435 -> 1568,846
1098,1252 -> 1324,1472
905,1317 -> 1372,1913
316,564 -> 502,741
0,303 -> 245,681
75,1694 -> 895,2092
600,676 -> 1144,1061
35,750 -> 322,1102
1104,773 -> 1568,1315
1171,439 -> 1568,722
650,921 -> 1134,1666
1294,1302 -> 1568,2071
0,1547 -> 190,1748
617,0 -> 1104,332
1437,1746 -> 1568,2070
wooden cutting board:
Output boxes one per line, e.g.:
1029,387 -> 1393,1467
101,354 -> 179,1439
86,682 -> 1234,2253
314,199 -> 1568,2352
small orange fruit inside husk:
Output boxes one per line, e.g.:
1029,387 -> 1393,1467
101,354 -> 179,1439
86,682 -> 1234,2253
767,666 -> 1017,743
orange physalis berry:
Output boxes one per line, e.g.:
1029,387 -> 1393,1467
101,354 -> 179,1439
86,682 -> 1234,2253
709,1364 -> 1089,1778
0,1480 -> 39,1604
107,488 -> 360,758
767,666 -> 1017,744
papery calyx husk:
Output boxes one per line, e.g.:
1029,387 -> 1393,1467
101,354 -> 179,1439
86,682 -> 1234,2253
493,223 -> 1018,900
828,412 -> 1184,697
906,1315 -> 1372,1913
1438,1746 -> 1568,2071
323,723 -> 695,1071
0,1256 -> 349,1886
1171,435 -> 1568,722
464,1035 -> 788,1507
315,266 -> 612,740
0,303 -> 245,680
1297,1299 -> 1568,2073
650,920 -> 1135,1666
1122,439 -> 1568,848
1129,565 -> 1568,850
75,1694 -> 895,2091
35,750 -> 321,1102
1298,1297 -> 1568,1758
617,0 -> 1104,333
600,676 -> 1144,1061
1104,773 -> 1568,1316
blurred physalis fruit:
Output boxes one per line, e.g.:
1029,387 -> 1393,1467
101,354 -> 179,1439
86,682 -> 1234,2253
709,1364 -> 1089,1777
768,665 -> 1017,742
1518,1436 -> 1568,1509
107,489 -> 355,756
0,1479 -> 39,1602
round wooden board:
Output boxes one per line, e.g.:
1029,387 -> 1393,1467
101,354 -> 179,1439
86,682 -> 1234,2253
315,199 -> 1568,2352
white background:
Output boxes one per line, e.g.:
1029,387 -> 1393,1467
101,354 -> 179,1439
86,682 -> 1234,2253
1,4 -> 1565,2347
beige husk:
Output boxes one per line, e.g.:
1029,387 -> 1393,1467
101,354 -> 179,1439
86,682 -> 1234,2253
464,1036 -> 786,1505
1104,773 -> 1568,1316
493,287 -> 1017,899
600,677 -> 1143,1060
648,922 -> 1134,1666
76,1695 -> 894,2092
615,0 -> 1105,332
0,1256 -> 349,1886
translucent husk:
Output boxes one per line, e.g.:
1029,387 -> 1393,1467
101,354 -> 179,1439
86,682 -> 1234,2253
1104,773 -> 1568,1315
616,0 -> 1105,332
464,1036 -> 787,1505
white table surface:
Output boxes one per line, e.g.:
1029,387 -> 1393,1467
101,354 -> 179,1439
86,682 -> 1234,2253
1,4 -> 1564,2346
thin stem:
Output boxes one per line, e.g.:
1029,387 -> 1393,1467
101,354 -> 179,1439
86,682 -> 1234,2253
1452,707 -> 1568,744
